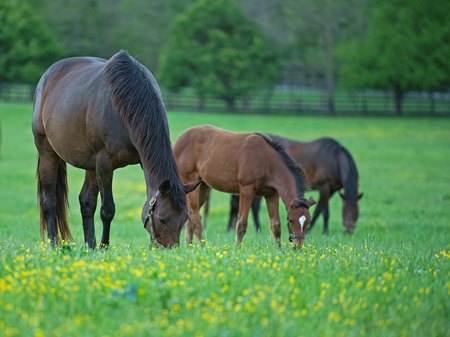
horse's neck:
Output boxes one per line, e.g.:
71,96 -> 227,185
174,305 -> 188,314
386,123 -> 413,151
269,160 -> 299,207
141,168 -> 158,198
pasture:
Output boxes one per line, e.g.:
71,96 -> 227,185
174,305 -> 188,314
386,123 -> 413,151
0,102 -> 449,337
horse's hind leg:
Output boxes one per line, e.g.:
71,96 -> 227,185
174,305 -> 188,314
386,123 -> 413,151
227,195 -> 239,232
202,188 -> 210,229
35,137 -> 69,245
79,171 -> 98,248
235,188 -> 254,248
185,183 -> 207,245
95,153 -> 115,247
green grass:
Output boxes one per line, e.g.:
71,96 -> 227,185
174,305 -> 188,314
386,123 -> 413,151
0,102 -> 449,337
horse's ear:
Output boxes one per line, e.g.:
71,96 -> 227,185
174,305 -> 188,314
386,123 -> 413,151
183,180 -> 202,194
358,192 -> 364,200
307,197 -> 316,207
339,191 -> 345,200
159,180 -> 171,195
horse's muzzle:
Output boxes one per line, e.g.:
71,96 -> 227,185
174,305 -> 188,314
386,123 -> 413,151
289,234 -> 304,249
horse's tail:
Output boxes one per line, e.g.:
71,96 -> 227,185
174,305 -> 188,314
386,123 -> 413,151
337,146 -> 359,203
37,157 -> 73,244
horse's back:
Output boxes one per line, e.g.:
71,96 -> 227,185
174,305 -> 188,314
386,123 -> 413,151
33,56 -> 106,127
32,56 -> 131,169
34,57 -> 105,106
174,126 -> 269,193
284,137 -> 342,190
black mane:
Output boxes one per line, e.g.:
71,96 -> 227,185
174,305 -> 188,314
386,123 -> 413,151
318,138 -> 359,205
104,51 -> 185,209
256,133 -> 307,199
338,146 -> 359,205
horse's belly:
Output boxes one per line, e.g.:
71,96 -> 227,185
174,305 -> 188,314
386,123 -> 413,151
49,137 -> 97,169
198,162 -> 240,194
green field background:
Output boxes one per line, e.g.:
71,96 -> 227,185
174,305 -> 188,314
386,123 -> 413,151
0,103 -> 449,337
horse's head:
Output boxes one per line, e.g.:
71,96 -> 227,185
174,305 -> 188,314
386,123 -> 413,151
287,197 -> 316,248
339,191 -> 363,234
142,180 -> 201,248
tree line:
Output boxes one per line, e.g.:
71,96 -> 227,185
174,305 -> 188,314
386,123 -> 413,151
1,0 -> 449,115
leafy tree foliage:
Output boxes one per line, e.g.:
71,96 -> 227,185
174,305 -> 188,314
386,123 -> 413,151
33,0 -> 192,71
339,0 -> 450,115
159,0 -> 279,111
239,0 -> 370,114
0,0 -> 62,83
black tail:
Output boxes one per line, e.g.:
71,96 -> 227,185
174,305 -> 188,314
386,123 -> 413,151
37,157 -> 73,243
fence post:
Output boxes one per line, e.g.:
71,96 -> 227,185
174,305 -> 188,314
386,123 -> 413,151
197,95 -> 204,112
429,92 -> 435,116
30,85 -> 35,102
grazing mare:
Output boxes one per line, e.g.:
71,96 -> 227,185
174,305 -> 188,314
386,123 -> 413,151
173,125 -> 315,248
32,51 -> 199,249
218,137 -> 362,235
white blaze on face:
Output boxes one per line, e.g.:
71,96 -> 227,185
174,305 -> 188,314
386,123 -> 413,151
299,215 -> 307,230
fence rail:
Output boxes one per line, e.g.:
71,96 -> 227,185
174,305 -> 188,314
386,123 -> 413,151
0,83 -> 35,103
1,82 -> 449,116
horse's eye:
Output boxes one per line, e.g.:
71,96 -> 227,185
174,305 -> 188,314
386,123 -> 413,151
158,217 -> 166,225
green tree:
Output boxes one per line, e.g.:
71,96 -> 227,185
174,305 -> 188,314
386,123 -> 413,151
0,0 -> 62,84
35,0 -> 194,72
339,0 -> 450,115
282,0 -> 368,115
159,0 -> 279,111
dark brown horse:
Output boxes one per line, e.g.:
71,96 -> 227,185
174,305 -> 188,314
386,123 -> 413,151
214,136 -> 362,235
278,136 -> 362,234
32,51 -> 200,249
173,125 -> 315,248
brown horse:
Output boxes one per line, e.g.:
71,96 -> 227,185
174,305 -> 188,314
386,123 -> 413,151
214,136 -> 363,235
32,51 -> 200,249
173,125 -> 315,248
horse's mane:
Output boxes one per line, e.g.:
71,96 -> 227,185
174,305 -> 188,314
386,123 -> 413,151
338,145 -> 359,205
104,50 -> 185,209
255,133 -> 307,198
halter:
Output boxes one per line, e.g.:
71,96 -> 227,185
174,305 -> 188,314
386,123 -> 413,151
288,232 -> 305,242
144,191 -> 160,247
287,217 -> 305,242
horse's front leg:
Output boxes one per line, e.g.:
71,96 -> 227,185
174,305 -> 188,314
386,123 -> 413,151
78,170 -> 98,249
96,154 -> 115,248
235,188 -> 254,248
264,193 -> 281,248
308,189 -> 327,233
